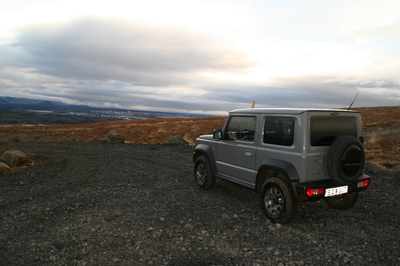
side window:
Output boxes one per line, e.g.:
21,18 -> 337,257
225,116 -> 257,141
264,117 -> 294,146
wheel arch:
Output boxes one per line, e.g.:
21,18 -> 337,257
193,144 -> 217,176
255,159 -> 299,193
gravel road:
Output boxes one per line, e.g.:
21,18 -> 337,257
1,142 -> 399,265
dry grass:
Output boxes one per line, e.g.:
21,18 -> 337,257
1,106 -> 399,168
354,106 -> 400,168
0,117 -> 227,144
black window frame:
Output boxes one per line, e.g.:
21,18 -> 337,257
224,115 -> 257,142
263,116 -> 295,146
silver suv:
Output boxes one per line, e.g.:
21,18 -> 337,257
193,108 -> 371,223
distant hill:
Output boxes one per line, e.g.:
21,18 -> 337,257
0,96 -> 67,107
0,96 -> 118,125
0,96 -> 93,111
0,106 -> 399,168
0,96 -> 212,125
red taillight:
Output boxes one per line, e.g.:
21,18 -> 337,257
331,113 -> 340,117
357,179 -> 370,189
306,187 -> 325,197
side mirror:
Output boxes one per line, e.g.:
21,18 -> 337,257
213,129 -> 222,139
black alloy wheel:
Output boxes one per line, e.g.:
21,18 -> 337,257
260,176 -> 298,224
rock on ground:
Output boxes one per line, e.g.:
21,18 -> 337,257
0,140 -> 10,154
0,161 -> 11,174
389,166 -> 400,181
107,131 -> 126,144
0,150 -> 26,167
166,135 -> 189,145
365,161 -> 388,177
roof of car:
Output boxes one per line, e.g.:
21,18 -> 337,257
230,108 -> 359,115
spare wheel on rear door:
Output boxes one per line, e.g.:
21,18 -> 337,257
327,135 -> 365,184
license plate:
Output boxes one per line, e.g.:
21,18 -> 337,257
325,186 -> 348,197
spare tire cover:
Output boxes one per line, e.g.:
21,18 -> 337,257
327,135 -> 365,184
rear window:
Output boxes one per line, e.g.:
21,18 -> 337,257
310,116 -> 357,146
264,117 -> 294,146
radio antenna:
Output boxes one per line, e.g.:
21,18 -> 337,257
347,92 -> 359,110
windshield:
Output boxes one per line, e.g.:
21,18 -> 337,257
310,116 -> 357,146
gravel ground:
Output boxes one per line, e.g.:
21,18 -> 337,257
1,142 -> 399,265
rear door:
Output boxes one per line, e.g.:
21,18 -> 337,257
307,111 -> 361,182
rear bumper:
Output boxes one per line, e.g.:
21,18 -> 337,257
294,174 -> 370,202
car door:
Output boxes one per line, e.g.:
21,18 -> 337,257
215,115 -> 258,186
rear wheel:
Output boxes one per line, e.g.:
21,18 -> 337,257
194,156 -> 215,189
260,176 -> 298,224
325,192 -> 358,210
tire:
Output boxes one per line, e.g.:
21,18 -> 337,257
194,156 -> 216,189
260,176 -> 298,224
327,135 -> 365,184
325,192 -> 359,210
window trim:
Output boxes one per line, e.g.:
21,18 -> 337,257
263,116 -> 295,147
224,115 -> 257,142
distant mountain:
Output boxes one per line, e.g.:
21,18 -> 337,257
0,96 -> 96,111
0,96 -> 212,126
0,96 -> 67,107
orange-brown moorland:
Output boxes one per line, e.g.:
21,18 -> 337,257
0,106 -> 399,168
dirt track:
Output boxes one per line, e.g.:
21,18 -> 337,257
1,142 -> 399,265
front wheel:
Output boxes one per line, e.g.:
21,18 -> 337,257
194,156 -> 215,189
260,176 -> 298,224
325,192 -> 358,210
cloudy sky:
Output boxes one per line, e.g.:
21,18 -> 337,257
0,0 -> 399,114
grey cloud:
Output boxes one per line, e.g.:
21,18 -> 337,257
7,17 -> 253,86
1,16 -> 398,113
200,74 -> 400,110
265,75 -> 400,108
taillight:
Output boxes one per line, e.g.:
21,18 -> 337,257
357,179 -> 370,189
306,187 -> 325,197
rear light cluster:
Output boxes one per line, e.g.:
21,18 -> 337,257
357,179 -> 370,188
306,187 -> 325,197
306,179 -> 371,198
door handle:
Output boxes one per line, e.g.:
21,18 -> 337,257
245,149 -> 253,156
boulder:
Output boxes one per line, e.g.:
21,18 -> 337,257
365,161 -> 388,177
389,166 -> 400,181
9,137 -> 20,143
0,161 -> 11,174
0,140 -> 10,155
107,131 -> 126,144
0,150 -> 27,167
365,162 -> 389,177
60,136 -> 75,142
166,135 -> 189,145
